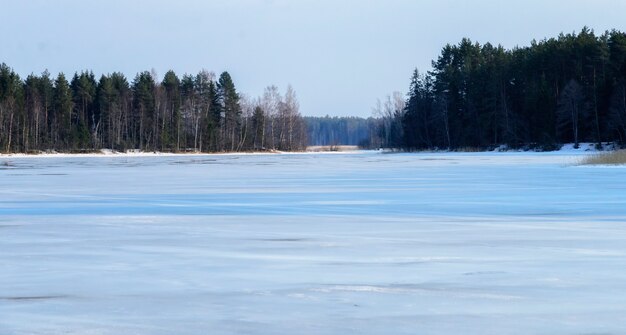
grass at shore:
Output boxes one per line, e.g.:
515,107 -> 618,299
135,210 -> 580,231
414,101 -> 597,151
580,150 -> 626,165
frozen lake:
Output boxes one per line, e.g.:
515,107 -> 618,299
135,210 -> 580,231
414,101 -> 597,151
1,151 -> 626,335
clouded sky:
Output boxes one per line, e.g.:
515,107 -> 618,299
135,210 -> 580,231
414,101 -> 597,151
1,0 -> 625,116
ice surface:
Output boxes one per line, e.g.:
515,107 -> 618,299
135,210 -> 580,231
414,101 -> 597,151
1,151 -> 626,334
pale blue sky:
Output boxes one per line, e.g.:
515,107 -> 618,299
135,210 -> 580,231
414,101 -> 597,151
1,0 -> 625,116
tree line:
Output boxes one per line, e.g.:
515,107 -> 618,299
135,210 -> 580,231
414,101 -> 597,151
0,66 -> 306,153
390,28 -> 626,150
304,116 -> 380,147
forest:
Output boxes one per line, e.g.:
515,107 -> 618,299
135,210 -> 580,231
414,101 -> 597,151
392,28 -> 626,150
3,28 -> 626,153
0,67 -> 306,153
304,116 -> 379,147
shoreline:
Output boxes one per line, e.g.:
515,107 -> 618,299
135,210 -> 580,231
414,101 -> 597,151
0,148 -> 368,158
0,143 -> 615,158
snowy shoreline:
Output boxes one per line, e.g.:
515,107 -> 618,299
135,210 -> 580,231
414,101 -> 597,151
0,142 -> 615,158
0,148 -> 369,158
0,150 -> 282,159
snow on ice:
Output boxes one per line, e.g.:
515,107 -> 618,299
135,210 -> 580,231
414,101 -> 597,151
1,151 -> 625,334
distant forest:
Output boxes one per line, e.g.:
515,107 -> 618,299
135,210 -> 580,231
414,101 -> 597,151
389,28 -> 626,150
305,116 -> 379,146
0,67 -> 306,153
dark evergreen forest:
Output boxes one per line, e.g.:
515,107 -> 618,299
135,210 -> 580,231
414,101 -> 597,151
0,68 -> 306,153
398,28 -> 626,150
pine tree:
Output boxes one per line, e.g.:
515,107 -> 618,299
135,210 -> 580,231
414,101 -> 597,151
53,73 -> 73,149
0,64 -> 24,152
205,78 -> 221,151
70,71 -> 96,148
252,106 -> 265,149
161,70 -> 181,151
132,71 -> 156,150
217,72 -> 240,151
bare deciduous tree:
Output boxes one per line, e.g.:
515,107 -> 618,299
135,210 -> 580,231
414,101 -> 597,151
557,79 -> 587,148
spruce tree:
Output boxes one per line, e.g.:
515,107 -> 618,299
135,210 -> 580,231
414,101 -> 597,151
53,73 -> 72,149
217,72 -> 240,151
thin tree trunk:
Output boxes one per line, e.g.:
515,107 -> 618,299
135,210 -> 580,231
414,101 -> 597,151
7,112 -> 14,153
593,67 -> 601,146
